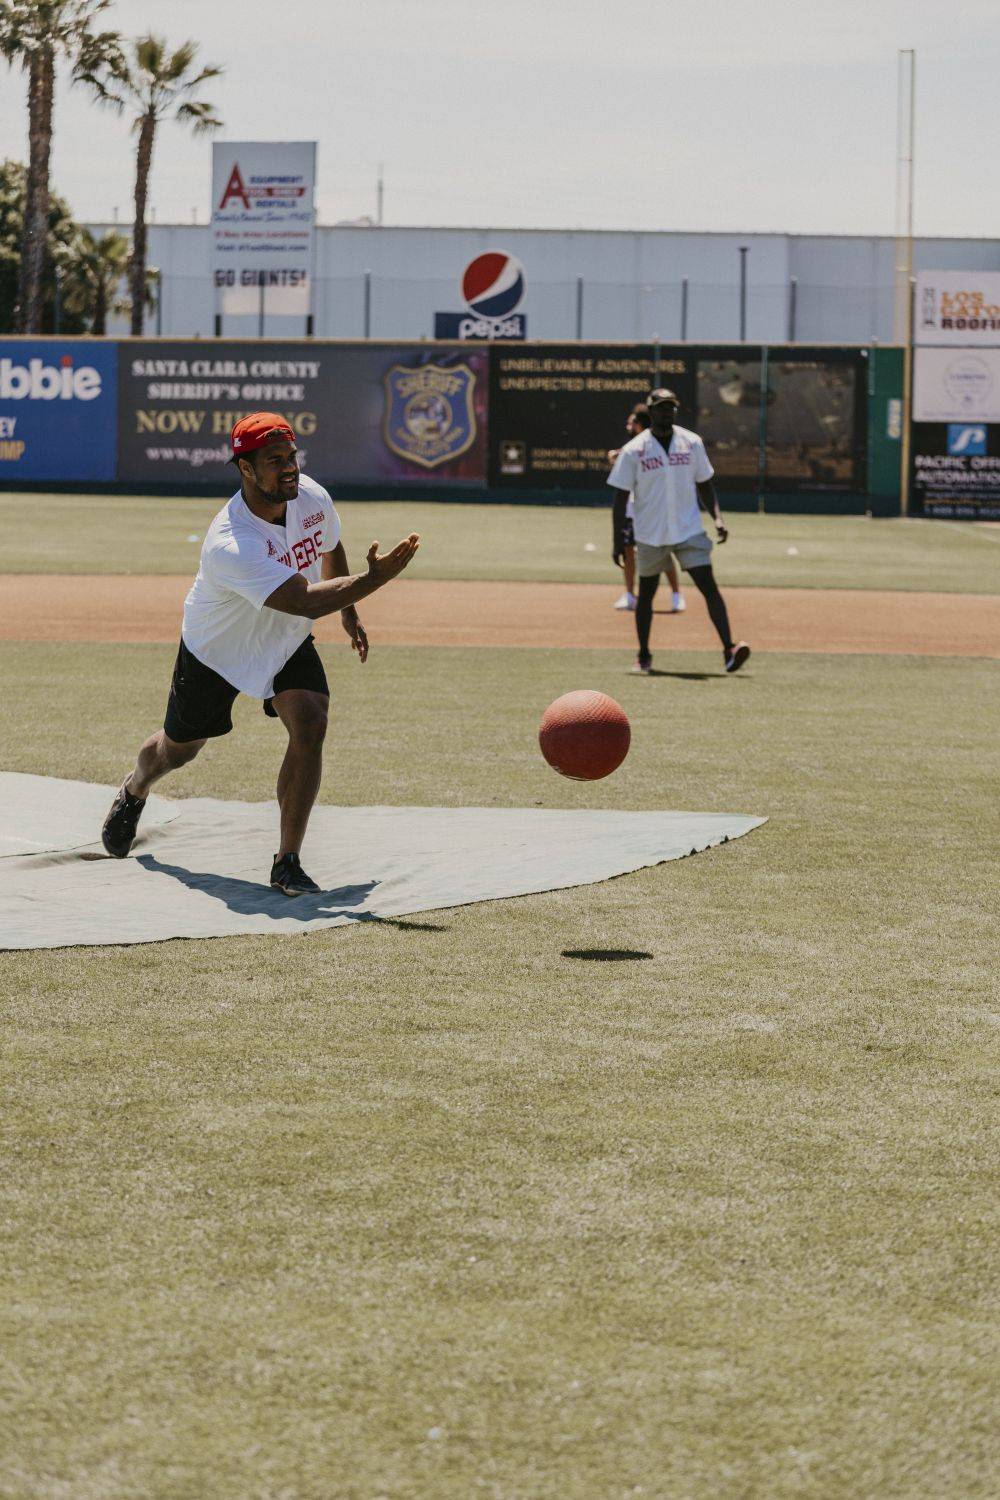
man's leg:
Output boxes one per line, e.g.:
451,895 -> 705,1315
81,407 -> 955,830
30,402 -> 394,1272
127,730 -> 206,799
272,688 -> 329,856
103,730 -> 205,857
664,552 -> 685,611
623,544 -> 636,598
635,571 -> 660,661
686,564 -> 734,653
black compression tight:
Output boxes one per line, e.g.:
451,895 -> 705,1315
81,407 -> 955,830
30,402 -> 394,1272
687,565 -> 734,653
635,572 -> 659,657
635,566 -> 733,657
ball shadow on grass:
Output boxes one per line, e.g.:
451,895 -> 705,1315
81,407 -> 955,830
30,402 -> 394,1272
561,948 -> 653,961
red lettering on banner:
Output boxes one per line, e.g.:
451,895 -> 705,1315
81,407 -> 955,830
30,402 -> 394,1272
219,163 -> 250,210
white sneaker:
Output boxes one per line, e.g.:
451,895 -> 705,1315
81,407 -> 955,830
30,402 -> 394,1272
671,591 -> 686,613
614,591 -> 637,611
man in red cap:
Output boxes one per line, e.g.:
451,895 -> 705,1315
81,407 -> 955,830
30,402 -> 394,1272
101,412 -> 420,895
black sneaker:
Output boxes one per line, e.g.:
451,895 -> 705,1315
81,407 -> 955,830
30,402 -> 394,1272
725,642 -> 751,674
101,781 -> 147,858
270,852 -> 320,897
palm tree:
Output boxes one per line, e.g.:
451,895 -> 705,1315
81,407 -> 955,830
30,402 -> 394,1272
98,34 -> 221,334
0,0 -> 121,333
59,226 -> 135,334
0,157 -> 86,333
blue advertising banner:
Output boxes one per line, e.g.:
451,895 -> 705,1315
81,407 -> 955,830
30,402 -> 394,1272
0,340 -> 118,482
116,342 -> 488,487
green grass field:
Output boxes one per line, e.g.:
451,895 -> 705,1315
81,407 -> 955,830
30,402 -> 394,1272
1,497 -> 998,1497
2,492 -> 999,592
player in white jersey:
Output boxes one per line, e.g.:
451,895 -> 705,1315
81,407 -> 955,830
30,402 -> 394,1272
607,402 -> 684,613
608,388 -> 750,676
101,411 -> 419,895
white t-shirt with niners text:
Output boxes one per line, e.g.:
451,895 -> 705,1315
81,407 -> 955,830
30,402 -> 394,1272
607,425 -> 714,546
181,472 -> 341,698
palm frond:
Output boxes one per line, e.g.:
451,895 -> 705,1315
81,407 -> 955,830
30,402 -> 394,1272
166,40 -> 198,79
177,64 -> 223,94
176,99 -> 222,134
134,32 -> 164,78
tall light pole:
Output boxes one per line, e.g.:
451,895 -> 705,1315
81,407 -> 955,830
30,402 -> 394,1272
739,245 -> 748,341
895,48 -> 916,516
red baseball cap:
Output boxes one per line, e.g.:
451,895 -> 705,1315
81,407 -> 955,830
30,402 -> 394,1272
230,411 -> 295,457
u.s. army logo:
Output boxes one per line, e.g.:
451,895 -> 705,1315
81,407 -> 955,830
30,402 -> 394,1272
382,362 -> 477,469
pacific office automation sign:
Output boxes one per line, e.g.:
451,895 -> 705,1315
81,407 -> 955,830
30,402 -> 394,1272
211,141 -> 316,317
916,271 -> 1000,344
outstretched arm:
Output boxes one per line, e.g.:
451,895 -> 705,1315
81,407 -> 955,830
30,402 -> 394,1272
696,480 -> 728,542
264,534 -> 420,619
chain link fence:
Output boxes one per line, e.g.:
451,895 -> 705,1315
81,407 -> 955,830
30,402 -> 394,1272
127,273 -> 897,346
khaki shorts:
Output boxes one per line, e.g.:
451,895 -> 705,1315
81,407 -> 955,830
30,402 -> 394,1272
636,530 -> 713,577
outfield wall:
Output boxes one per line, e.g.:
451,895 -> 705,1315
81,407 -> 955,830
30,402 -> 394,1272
0,338 -> 904,515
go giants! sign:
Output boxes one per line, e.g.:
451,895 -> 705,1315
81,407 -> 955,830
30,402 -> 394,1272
211,141 -> 316,320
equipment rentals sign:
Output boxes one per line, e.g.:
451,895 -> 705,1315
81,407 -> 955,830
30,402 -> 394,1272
211,141 -> 316,318
916,271 -> 1000,345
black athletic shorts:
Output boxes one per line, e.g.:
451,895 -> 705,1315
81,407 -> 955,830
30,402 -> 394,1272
163,635 -> 330,743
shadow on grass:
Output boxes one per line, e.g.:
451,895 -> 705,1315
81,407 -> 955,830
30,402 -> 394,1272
137,854 -> 377,922
356,914 -> 449,932
562,948 -> 653,961
643,668 -> 717,680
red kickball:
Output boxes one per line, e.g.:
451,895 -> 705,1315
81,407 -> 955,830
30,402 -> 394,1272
539,690 -> 631,781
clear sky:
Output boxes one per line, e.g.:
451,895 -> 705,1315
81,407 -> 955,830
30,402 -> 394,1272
1,0 -> 998,237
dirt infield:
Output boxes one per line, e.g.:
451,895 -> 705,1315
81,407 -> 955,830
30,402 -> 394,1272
2,575 -> 998,657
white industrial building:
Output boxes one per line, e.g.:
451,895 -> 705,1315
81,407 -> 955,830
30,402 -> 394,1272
88,221 -> 1000,345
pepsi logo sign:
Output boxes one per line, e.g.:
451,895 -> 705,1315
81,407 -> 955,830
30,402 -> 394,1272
461,252 -> 525,319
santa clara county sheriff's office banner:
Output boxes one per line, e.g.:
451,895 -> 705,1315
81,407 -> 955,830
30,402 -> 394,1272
211,141 -> 316,318
116,343 -> 488,487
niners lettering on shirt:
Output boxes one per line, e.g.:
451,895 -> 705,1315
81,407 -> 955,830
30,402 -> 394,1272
607,424 -> 714,546
182,472 -> 341,699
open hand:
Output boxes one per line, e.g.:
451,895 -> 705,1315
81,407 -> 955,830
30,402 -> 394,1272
366,533 -> 420,584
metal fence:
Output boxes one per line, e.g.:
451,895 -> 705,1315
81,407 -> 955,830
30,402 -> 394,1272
124,273 -> 898,346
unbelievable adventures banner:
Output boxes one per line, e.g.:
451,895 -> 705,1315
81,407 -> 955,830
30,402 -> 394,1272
487,343 -> 864,493
117,342 -> 488,486
488,345 -> 694,490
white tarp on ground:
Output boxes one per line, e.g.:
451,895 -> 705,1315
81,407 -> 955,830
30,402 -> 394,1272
0,775 -> 766,951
